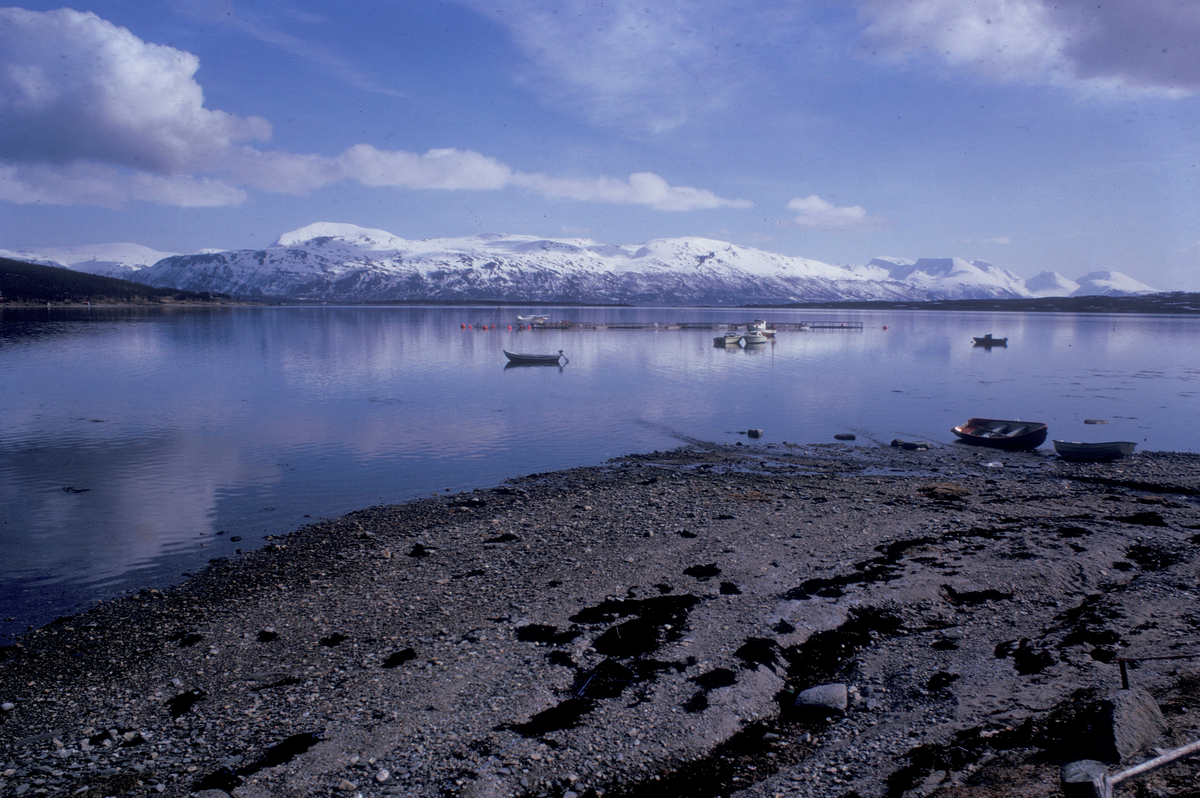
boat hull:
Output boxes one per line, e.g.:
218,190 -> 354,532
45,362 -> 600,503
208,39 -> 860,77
952,417 -> 1048,450
972,336 -> 1007,347
503,349 -> 563,365
1052,440 -> 1137,461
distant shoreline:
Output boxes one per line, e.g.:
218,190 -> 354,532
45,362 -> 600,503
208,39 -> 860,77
4,290 -> 1199,314
757,291 -> 1200,314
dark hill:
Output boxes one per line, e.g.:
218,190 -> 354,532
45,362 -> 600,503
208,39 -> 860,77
0,256 -> 229,304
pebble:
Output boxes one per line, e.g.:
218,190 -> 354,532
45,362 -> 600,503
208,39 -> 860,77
0,445 -> 1195,798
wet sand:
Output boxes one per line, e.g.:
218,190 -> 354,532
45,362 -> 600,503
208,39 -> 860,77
1,441 -> 1198,798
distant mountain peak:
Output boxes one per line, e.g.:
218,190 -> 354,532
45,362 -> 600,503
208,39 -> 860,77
1072,270 -> 1157,297
273,222 -> 406,249
9,222 -> 1161,304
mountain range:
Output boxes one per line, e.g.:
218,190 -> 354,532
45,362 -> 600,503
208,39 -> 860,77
0,222 -> 1159,305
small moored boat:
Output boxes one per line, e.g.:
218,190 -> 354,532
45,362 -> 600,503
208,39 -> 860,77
503,349 -> 566,365
952,417 -> 1048,450
741,332 -> 770,345
747,320 -> 776,338
714,332 -> 743,347
1052,440 -> 1137,461
516,314 -> 549,323
972,334 -> 1007,347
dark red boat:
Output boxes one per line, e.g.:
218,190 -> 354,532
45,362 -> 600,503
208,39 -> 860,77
951,417 -> 1048,450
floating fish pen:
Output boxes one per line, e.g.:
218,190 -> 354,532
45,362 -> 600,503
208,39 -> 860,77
517,320 -> 864,331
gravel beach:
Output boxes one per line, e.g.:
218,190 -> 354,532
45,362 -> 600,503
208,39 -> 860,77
2,441 -> 1198,798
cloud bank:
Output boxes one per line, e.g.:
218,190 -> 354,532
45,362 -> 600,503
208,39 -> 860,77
858,0 -> 1200,95
453,0 -> 1200,140
0,7 -> 746,211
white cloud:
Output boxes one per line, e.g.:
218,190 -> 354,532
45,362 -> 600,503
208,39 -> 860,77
512,171 -> 752,212
858,0 -> 1200,95
228,146 -> 514,195
0,7 -> 271,173
0,162 -> 246,207
454,0 -> 775,136
784,195 -> 889,232
0,7 -> 745,212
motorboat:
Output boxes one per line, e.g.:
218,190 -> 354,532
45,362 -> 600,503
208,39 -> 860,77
503,349 -> 566,365
951,417 -> 1048,450
1052,440 -> 1137,461
972,334 -> 1007,347
516,314 -> 550,323
714,333 -> 743,347
741,332 -> 770,345
748,320 -> 776,338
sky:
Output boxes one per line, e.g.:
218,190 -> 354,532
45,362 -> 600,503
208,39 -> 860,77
1,1 -> 1199,290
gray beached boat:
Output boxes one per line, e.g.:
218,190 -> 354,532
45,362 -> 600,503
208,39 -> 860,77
1052,440 -> 1137,461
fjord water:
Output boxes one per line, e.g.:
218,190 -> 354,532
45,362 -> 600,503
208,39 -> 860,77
1,305 -> 1197,639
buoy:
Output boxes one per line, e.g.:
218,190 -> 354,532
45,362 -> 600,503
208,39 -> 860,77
508,325 -> 512,330
468,324 -> 473,329
461,323 -> 465,329
882,325 -> 888,330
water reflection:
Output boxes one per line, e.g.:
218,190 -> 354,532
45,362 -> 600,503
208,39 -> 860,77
1,305 -> 1197,638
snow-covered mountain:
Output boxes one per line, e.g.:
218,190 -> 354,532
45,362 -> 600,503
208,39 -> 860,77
0,243 -> 179,279
1024,270 -> 1081,297
1070,270 -> 1158,297
10,223 -> 1160,304
867,257 -> 1032,299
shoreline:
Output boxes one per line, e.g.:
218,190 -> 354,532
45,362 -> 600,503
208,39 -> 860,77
2,442 -> 1199,798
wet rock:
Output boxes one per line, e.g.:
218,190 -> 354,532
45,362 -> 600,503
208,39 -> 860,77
747,429 -> 763,439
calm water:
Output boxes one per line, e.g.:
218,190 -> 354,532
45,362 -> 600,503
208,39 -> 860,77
2,305 -> 1197,639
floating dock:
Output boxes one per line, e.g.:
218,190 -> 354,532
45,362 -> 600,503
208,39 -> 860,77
514,321 -> 864,331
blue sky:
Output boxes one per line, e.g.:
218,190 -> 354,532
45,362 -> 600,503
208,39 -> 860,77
1,1 -> 1198,289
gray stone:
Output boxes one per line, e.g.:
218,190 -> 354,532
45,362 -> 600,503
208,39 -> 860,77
1104,688 -> 1167,761
1061,760 -> 1109,798
794,683 -> 848,712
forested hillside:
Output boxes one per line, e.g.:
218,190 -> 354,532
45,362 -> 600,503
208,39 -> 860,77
0,256 -> 228,304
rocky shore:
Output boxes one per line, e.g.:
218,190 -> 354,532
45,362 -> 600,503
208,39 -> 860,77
1,442 -> 1198,798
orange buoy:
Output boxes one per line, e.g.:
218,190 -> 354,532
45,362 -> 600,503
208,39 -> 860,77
882,325 -> 888,330
461,323 -> 465,329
